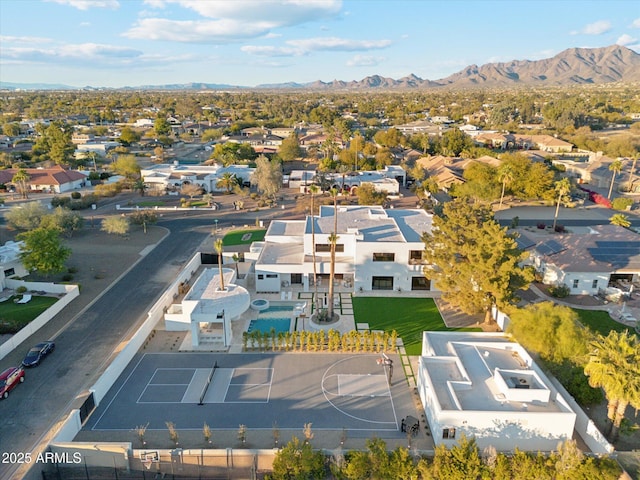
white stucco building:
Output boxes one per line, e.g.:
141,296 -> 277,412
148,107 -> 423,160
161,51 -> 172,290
140,163 -> 255,193
253,205 -> 433,294
0,241 -> 28,289
519,224 -> 640,296
417,332 -> 577,452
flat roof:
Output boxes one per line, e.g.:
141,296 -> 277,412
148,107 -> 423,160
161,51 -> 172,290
258,242 -> 305,266
266,220 -> 306,238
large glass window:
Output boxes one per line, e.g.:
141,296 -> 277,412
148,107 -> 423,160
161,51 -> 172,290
411,277 -> 430,290
409,250 -> 425,264
373,252 -> 395,262
372,276 -> 394,290
315,244 -> 344,253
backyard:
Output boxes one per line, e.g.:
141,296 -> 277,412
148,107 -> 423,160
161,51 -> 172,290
352,297 -> 481,355
222,228 -> 266,247
574,308 -> 633,336
0,295 -> 59,334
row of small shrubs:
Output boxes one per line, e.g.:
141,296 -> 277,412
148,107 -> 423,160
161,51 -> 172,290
51,193 -> 99,210
242,328 -> 397,353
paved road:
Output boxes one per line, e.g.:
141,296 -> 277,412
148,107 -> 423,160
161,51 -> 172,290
0,217 -> 213,480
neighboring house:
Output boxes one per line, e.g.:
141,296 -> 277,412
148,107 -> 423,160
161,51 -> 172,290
415,155 -> 500,192
0,166 -> 87,193
519,224 -> 640,295
552,152 -> 632,191
0,241 -> 28,289
253,205 -> 433,294
140,163 -> 255,193
394,120 -> 443,136
417,332 -> 577,452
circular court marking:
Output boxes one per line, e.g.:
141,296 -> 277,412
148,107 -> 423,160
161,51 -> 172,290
321,355 -> 397,425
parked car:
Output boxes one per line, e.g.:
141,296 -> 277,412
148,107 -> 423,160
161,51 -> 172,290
22,341 -> 55,367
0,367 -> 25,399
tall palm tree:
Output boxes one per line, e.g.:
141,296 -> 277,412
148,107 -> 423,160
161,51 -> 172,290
328,188 -> 339,320
608,159 -> 623,199
584,330 -> 640,441
497,163 -> 515,210
552,178 -> 571,232
626,153 -> 639,193
214,238 -> 225,291
309,184 -> 320,315
11,169 -> 30,199
83,151 -> 100,171
216,172 -> 239,194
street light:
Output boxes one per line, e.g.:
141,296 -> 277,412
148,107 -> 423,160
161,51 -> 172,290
214,219 -> 218,232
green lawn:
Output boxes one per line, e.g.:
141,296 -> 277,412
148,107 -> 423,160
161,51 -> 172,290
573,308 -> 632,336
0,295 -> 59,334
222,228 -> 266,246
352,297 -> 481,355
135,201 -> 165,207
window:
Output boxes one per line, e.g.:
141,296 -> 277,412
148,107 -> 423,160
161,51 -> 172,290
266,274 -> 277,279
291,273 -> 302,284
572,279 -> 579,289
592,279 -> 598,289
373,252 -> 395,262
3,268 -> 15,277
372,276 -> 394,290
442,428 -> 456,439
257,274 -> 264,280
411,277 -> 430,290
315,244 -> 344,253
409,250 -> 425,264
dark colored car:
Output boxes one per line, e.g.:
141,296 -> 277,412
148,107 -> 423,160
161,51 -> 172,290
22,341 -> 55,367
0,367 -> 25,399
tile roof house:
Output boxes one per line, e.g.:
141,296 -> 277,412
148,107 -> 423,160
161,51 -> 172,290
0,166 -> 87,194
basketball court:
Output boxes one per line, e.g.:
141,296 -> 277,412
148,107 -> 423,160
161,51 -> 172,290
85,352 -> 414,434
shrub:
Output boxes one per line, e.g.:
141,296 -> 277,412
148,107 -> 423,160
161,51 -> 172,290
94,183 -> 121,197
71,191 -> 81,199
51,196 -> 71,208
549,284 -> 570,298
67,266 -> 78,274
16,286 -> 27,294
612,197 -> 633,211
62,273 -> 73,282
554,224 -> 566,233
537,222 -> 546,229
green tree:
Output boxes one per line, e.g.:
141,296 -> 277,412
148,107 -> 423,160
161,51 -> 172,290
422,200 -> 533,324
2,123 -> 20,137
133,178 -> 147,196
552,178 -> 572,231
129,210 -> 158,234
438,128 -> 472,156
118,126 -> 141,146
497,161 -> 516,209
432,435 -> 484,480
252,155 -> 282,200
269,436 -> 326,480
507,302 -> 590,363
584,330 -> 640,441
11,168 -> 30,199
5,201 -> 46,230
101,216 -> 130,236
154,117 -> 171,136
607,159 -> 623,199
454,162 -> 500,201
610,213 -> 631,228
216,172 -> 240,194
32,121 -> 75,166
40,207 -> 84,238
355,183 -> 387,206
82,151 -> 100,171
18,227 -> 71,277
279,132 -> 303,161
111,154 -> 140,179
214,238 -> 225,291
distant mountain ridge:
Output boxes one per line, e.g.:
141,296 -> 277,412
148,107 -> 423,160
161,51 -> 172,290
2,45 -> 638,91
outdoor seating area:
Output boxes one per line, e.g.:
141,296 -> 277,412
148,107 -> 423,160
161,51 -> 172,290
401,415 -> 420,436
15,294 -> 32,304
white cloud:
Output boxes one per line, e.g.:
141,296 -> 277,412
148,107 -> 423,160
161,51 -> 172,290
240,45 -> 304,57
1,35 -> 53,44
45,0 -> 119,10
617,34 -> 638,46
131,0 -> 342,43
346,55 -> 384,67
574,20 -> 612,35
286,37 -> 391,51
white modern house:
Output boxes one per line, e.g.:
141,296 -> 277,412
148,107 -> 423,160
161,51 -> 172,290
417,332 -> 577,452
0,241 -> 28,289
519,224 -> 640,296
163,268 -> 250,348
140,163 -> 255,193
253,205 -> 433,294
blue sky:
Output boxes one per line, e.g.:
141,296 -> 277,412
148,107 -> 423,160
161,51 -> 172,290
1,0 -> 639,88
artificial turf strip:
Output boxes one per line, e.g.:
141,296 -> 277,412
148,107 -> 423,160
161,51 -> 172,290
573,308 -> 633,335
352,297 -> 481,356
0,296 -> 59,333
221,229 -> 266,246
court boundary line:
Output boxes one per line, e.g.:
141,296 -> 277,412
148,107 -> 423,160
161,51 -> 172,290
137,368 -> 196,404
334,373 -> 390,398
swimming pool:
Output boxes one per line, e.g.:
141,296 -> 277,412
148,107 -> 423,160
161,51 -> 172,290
247,318 -> 291,334
248,305 -> 294,334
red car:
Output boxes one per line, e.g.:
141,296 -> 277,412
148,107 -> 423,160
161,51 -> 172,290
0,367 -> 25,399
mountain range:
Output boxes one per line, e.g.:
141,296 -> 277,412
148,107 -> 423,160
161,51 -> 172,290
1,45 -> 639,91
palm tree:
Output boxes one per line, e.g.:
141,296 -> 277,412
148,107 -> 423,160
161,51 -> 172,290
133,178 -> 147,196
83,151 -> 100,171
216,172 -> 239,194
497,163 -> 515,210
327,188 -> 339,320
608,159 -> 623,199
214,238 -> 225,291
309,185 -> 320,315
610,213 -> 631,228
11,169 -> 30,199
627,153 -> 639,193
552,178 -> 571,232
584,330 -> 640,441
